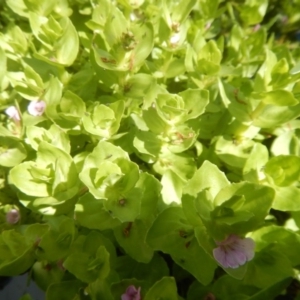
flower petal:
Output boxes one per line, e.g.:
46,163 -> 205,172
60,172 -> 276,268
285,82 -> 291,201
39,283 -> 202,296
237,238 -> 255,261
5,106 -> 21,121
224,249 -> 241,268
28,100 -> 46,116
121,285 -> 141,300
213,235 -> 255,268
231,247 -> 247,266
213,247 -> 228,267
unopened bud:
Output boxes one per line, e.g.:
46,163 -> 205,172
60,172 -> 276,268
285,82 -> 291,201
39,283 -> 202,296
5,106 -> 21,121
28,100 -> 46,116
6,209 -> 20,224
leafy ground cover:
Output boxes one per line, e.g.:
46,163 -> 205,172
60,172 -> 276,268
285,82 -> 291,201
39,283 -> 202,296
1,0 -> 300,299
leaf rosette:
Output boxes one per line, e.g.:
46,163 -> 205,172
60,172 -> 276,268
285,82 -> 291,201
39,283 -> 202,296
155,89 -> 209,125
79,141 -> 140,222
82,100 -> 124,139
9,142 -> 79,215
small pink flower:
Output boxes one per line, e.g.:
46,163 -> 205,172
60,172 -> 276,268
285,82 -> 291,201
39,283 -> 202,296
6,209 -> 20,224
5,106 -> 21,121
213,234 -> 255,269
252,24 -> 261,32
121,285 -> 141,300
28,100 -> 46,116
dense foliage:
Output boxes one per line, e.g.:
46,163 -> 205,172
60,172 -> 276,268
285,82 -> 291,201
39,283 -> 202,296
1,0 -> 300,299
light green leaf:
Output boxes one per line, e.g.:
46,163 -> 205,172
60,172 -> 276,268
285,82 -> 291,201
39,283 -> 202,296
264,155 -> 300,187
144,277 -> 178,300
0,137 -> 27,167
272,186 -> 300,211
184,160 -> 230,198
257,90 -> 298,106
75,193 -> 121,231
114,219 -> 153,263
161,170 -> 183,205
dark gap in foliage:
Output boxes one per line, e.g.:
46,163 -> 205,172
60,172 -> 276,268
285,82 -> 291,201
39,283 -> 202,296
270,209 -> 291,226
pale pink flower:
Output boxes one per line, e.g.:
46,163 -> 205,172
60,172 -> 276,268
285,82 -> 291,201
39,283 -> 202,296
252,24 -> 261,32
121,285 -> 141,300
28,100 -> 46,116
5,106 -> 21,121
213,234 -> 255,269
6,209 -> 20,224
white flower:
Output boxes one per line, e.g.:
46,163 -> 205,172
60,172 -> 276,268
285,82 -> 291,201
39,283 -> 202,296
6,209 -> 20,224
5,106 -> 21,121
170,33 -> 181,46
28,100 -> 46,116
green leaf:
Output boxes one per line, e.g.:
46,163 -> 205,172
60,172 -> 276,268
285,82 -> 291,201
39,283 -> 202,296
171,0 -> 197,23
264,155 -> 300,187
182,194 -> 203,227
146,207 -> 193,253
23,0 -> 57,16
243,143 -> 268,183
184,160 -> 230,198
32,260 -> 65,291
142,107 -> 169,134
75,193 -> 121,231
199,0 -> 219,18
79,141 -> 130,198
44,77 -> 63,119
6,0 -> 29,18
137,173 -> 161,220
144,277 -> 178,300
0,137 -> 27,167
103,5 -> 128,47
251,102 -> 300,128
114,219 -> 153,263
272,186 -> 300,211
26,124 -> 70,152
82,101 -> 124,138
240,0 -> 268,26
213,182 -> 274,236
161,170 -> 183,205
249,277 -> 293,300
59,90 -> 85,120
19,294 -> 33,300
115,253 -> 169,285
37,216 -> 76,261
243,247 -> 293,289
131,22 -> 154,70
257,90 -> 298,106
9,161 -> 50,197
252,225 -> 300,267
178,89 -> 209,121
154,150 -> 197,180
103,186 -> 141,222
215,135 -> 255,169
64,238 -> 110,283
171,237 -> 216,285
0,230 -> 35,276
197,40 -> 222,75
133,130 -> 162,161
46,280 -> 85,300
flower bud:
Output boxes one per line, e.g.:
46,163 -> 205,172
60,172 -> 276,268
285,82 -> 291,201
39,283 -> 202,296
121,285 -> 141,300
6,209 -> 20,224
28,100 -> 46,116
5,106 -> 21,121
